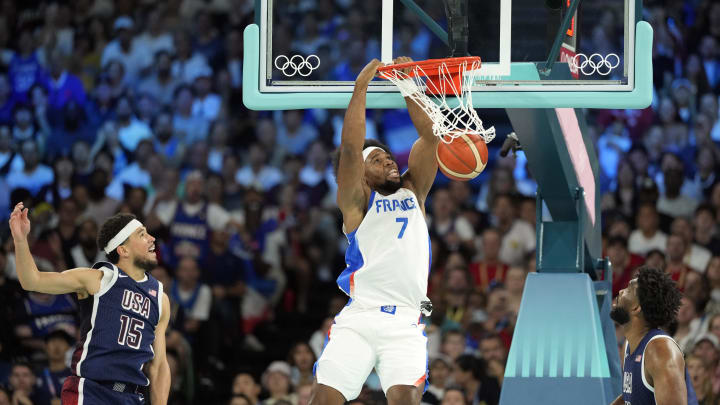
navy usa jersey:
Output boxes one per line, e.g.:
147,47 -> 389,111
71,262 -> 163,386
622,329 -> 697,405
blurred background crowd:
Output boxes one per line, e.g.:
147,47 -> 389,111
0,0 -> 720,404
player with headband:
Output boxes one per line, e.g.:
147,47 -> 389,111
9,205 -> 170,405
313,57 -> 439,405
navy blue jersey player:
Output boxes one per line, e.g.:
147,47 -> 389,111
610,266 -> 698,405
10,204 -> 171,405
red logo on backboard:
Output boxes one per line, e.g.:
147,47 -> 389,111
559,45 -> 579,79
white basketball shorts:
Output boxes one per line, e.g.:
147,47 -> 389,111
313,301 -> 429,400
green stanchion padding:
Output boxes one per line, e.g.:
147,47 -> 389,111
500,273 -> 613,405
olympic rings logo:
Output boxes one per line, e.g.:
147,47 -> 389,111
569,53 -> 620,76
274,54 -> 321,77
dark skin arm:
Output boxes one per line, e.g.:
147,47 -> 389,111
644,337 -> 688,405
336,59 -> 383,233
396,56 -> 440,212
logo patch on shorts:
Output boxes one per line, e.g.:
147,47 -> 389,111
381,305 -> 397,314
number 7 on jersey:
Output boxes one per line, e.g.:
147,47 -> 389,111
396,217 -> 408,239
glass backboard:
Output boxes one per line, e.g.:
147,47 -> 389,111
243,0 -> 653,110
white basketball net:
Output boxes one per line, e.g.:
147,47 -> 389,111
380,59 -> 495,145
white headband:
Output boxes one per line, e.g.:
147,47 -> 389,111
362,146 -> 383,161
104,219 -> 143,254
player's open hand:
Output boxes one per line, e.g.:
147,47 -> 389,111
12,389 -> 33,405
393,56 -> 415,75
355,59 -> 384,88
9,202 -> 31,242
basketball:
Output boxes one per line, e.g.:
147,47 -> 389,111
435,134 -> 489,181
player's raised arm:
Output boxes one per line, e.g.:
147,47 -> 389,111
397,56 -> 440,203
644,338 -> 688,405
336,59 -> 383,230
9,203 -> 102,295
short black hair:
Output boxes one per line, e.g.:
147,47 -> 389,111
636,201 -> 657,212
455,354 -> 487,380
331,139 -> 393,180
12,103 -> 32,116
228,394 -> 252,405
443,386 -> 467,402
45,329 -> 74,345
174,84 -> 194,99
491,192 -> 517,209
154,49 -> 171,61
442,328 -> 464,344
636,266 -> 682,329
97,213 -> 137,263
645,249 -> 665,261
480,332 -> 504,345
607,236 -> 628,250
628,143 -> 648,156
11,361 -> 33,374
695,203 -> 715,218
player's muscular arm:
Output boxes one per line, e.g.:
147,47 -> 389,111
149,293 -> 171,405
609,394 -> 623,405
337,59 -> 382,231
644,338 -> 688,405
397,57 -> 439,203
9,203 -> 102,295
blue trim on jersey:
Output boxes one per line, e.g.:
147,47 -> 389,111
422,327 -> 429,393
367,191 -> 376,212
335,191 -> 374,296
337,229 -> 364,295
427,235 -> 432,275
313,319 -> 336,376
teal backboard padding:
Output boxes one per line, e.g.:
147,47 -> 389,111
500,273 -> 612,405
242,22 -> 653,110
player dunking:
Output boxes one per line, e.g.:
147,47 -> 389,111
310,58 -> 439,405
610,266 -> 698,405
9,206 -> 171,405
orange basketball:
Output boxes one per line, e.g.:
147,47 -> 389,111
435,134 -> 489,181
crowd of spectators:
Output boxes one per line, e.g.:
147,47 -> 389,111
1,0 -> 720,404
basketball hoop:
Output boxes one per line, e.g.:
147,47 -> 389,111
377,57 -> 495,144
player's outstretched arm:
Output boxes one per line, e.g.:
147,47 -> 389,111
9,203 -> 102,295
149,293 -> 171,405
397,56 -> 439,202
337,59 -> 382,231
644,338 -> 688,405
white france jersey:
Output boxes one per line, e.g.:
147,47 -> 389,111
337,187 -> 431,309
